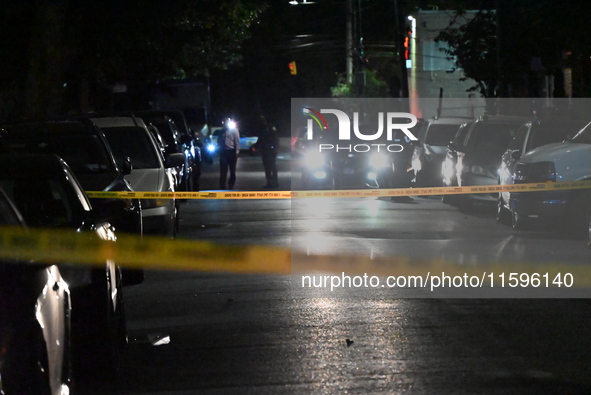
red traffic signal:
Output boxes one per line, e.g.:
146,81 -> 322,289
288,61 -> 297,75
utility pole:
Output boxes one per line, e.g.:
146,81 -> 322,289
346,0 -> 354,84
394,0 -> 410,105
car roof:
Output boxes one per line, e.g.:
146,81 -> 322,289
476,115 -> 532,124
0,153 -> 71,178
2,119 -> 100,134
91,116 -> 148,128
428,117 -> 473,125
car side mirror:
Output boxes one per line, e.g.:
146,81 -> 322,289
165,152 -> 185,168
121,156 -> 133,175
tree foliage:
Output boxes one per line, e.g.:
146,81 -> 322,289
435,10 -> 498,97
0,0 -> 267,118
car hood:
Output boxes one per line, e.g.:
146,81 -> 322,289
519,142 -> 591,181
519,142 -> 590,163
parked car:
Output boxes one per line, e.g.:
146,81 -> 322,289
0,153 -> 128,388
298,124 -> 414,190
496,119 -> 588,223
0,186 -> 73,395
509,121 -> 591,234
410,117 -> 470,187
135,111 -> 201,191
0,119 -> 143,237
91,116 -> 184,237
441,115 -> 531,208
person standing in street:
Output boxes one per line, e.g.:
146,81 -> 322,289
256,115 -> 280,188
219,118 -> 240,189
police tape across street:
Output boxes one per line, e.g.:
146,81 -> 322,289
84,180 -> 591,200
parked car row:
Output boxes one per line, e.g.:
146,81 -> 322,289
413,114 -> 591,246
0,109 -> 198,393
0,154 -> 126,394
293,112 -> 591,246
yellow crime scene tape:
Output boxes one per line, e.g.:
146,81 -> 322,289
1,180 -> 591,287
0,226 -> 291,274
85,180 -> 591,200
1,226 -> 591,290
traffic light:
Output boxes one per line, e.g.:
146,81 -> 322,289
288,61 -> 297,75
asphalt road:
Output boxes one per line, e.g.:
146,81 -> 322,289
79,154 -> 591,394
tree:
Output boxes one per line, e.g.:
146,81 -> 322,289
0,1 -> 267,118
435,10 -> 498,98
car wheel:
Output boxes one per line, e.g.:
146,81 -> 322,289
73,267 -> 124,381
496,194 -> 511,225
442,194 -> 455,205
511,210 -> 527,230
183,171 -> 193,192
191,168 -> 200,192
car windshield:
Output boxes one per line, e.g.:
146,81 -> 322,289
2,124 -> 114,174
468,122 -> 517,154
528,124 -> 572,149
102,126 -> 161,169
425,124 -> 460,146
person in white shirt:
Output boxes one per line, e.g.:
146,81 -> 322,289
218,118 -> 240,189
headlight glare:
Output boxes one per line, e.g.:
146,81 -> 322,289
369,153 -> 389,168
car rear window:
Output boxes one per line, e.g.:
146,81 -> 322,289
102,127 -> 161,169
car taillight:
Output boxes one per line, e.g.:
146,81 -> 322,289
514,161 -> 556,183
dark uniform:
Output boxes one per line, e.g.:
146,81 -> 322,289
257,116 -> 280,188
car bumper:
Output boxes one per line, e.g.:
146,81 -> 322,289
458,174 -> 498,202
142,205 -> 175,234
414,160 -> 444,186
509,190 -> 569,219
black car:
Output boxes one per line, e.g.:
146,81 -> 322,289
298,125 -> 414,190
136,112 -> 201,191
0,119 -> 143,236
136,109 -> 204,178
0,154 -> 127,378
441,115 -> 530,208
0,187 -> 74,394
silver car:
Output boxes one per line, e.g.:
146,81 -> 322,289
92,116 -> 184,237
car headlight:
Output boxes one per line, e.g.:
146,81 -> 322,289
442,160 -> 454,181
304,151 -> 325,168
369,153 -> 390,168
207,144 -> 216,153
313,170 -> 327,179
